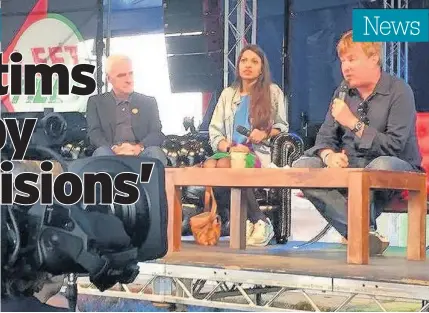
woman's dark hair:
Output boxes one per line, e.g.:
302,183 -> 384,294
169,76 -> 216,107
234,44 -> 273,130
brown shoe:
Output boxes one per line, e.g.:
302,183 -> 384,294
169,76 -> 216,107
369,232 -> 390,256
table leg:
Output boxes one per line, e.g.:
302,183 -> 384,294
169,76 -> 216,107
407,179 -> 427,261
347,172 -> 370,265
166,173 -> 182,252
230,188 -> 246,249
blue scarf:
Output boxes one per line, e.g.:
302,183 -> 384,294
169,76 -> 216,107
232,95 -> 250,145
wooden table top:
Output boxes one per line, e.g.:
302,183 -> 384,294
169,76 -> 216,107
165,167 -> 426,190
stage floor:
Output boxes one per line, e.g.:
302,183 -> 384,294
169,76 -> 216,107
77,240 -> 429,311
161,239 -> 429,287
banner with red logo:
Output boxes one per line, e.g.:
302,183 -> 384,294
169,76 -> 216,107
1,0 -> 99,113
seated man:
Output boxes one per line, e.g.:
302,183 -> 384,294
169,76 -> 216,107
86,54 -> 167,166
293,30 -> 424,255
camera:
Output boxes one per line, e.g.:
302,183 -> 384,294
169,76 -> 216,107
1,111 -> 168,309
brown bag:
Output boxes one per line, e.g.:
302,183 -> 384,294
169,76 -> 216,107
189,187 -> 221,246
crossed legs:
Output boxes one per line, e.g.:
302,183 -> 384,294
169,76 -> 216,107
292,155 -> 417,254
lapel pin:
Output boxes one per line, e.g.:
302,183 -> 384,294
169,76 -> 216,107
132,108 -> 139,114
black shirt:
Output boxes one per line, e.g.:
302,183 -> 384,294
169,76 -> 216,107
305,71 -> 423,170
112,92 -> 136,145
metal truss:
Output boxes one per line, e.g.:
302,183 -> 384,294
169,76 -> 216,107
223,0 -> 258,88
382,0 -> 409,82
77,263 -> 429,312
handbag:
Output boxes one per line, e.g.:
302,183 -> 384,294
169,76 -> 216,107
189,186 -> 221,246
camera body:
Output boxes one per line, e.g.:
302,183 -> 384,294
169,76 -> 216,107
1,111 -> 168,298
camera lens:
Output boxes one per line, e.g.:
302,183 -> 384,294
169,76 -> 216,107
69,157 -> 152,249
46,117 -> 63,138
41,113 -> 67,144
83,186 -> 149,248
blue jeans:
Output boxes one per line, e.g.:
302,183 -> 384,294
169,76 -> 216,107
292,156 -> 418,238
93,145 -> 168,166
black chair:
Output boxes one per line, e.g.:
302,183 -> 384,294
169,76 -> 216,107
166,131 -> 305,244
263,132 -> 304,243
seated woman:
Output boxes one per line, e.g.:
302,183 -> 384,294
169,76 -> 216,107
206,44 -> 289,246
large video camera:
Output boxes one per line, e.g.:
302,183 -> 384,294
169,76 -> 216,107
1,111 -> 168,309
0,109 -> 92,161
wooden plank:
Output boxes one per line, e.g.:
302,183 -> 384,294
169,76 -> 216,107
166,171 -> 182,252
166,167 -> 425,190
162,242 -> 429,285
347,172 -> 370,265
230,188 -> 246,249
166,168 -> 352,188
407,179 -> 427,261
367,170 -> 426,191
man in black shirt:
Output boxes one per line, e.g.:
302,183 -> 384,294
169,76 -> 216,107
292,30 -> 423,255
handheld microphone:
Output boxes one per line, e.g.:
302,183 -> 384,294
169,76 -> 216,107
333,83 -> 349,127
338,83 -> 348,101
236,125 -> 272,148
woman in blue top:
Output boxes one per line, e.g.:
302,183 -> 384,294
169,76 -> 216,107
206,45 -> 289,246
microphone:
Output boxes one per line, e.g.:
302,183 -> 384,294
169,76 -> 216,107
236,125 -> 272,148
333,83 -> 349,127
338,83 -> 348,101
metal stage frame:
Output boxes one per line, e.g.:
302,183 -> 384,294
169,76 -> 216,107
223,0 -> 257,88
383,0 -> 409,81
77,262 -> 429,312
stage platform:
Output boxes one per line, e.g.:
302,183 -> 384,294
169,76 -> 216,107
77,240 -> 429,312
163,239 -> 429,286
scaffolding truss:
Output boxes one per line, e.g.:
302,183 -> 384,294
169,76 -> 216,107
76,263 -> 429,312
223,0 -> 258,88
382,0 -> 409,82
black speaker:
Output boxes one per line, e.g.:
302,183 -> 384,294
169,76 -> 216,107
163,0 -> 223,93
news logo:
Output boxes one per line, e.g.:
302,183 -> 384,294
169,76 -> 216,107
352,9 -> 429,42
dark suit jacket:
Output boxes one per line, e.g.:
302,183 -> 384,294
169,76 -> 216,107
86,92 -> 165,148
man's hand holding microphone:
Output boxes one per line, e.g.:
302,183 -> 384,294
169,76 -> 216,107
318,83 -> 354,168
331,83 -> 361,133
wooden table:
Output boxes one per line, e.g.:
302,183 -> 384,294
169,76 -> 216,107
165,167 -> 427,265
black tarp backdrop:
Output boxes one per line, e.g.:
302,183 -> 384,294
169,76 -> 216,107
104,0 -> 163,37
1,0 -> 164,50
257,0 -> 285,90
287,0 -> 368,135
1,0 -> 427,126
286,0 -> 429,136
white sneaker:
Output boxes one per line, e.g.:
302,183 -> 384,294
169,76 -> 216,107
247,218 -> 274,246
246,220 -> 254,242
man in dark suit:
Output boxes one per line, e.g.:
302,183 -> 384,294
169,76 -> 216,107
86,54 -> 167,165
